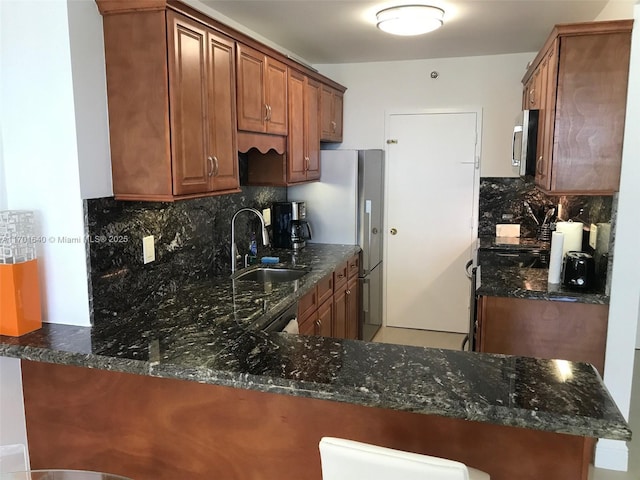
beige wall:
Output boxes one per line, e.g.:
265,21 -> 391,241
316,52 -> 535,178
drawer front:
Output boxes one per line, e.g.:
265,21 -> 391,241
317,274 -> 334,306
334,261 -> 348,288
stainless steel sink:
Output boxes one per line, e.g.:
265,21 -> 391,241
231,266 -> 311,283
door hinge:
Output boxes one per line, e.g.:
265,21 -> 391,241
386,139 -> 398,144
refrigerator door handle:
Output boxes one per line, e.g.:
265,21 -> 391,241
364,199 -> 372,274
362,278 -> 370,313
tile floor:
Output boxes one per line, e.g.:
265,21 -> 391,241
371,326 -> 639,480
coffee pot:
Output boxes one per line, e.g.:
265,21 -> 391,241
290,219 -> 312,250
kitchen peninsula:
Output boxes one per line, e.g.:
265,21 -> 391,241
476,237 -> 610,374
0,244 -> 631,480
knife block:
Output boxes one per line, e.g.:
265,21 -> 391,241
0,259 -> 42,336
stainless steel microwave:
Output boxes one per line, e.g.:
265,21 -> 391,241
512,109 -> 539,176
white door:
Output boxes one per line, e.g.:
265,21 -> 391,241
385,111 -> 479,333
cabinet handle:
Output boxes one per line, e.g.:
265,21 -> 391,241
213,155 -> 219,177
266,104 -> 272,121
331,120 -> 336,133
537,155 -> 544,176
207,156 -> 214,177
264,104 -> 269,121
346,289 -> 351,295
529,88 -> 535,105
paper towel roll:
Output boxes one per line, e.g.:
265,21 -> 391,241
555,221 -> 583,257
548,231 -> 564,284
283,318 -> 299,334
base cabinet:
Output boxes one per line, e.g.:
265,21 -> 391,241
477,296 -> 608,374
299,254 -> 360,340
298,273 -> 333,337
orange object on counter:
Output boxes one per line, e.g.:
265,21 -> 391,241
0,259 -> 42,336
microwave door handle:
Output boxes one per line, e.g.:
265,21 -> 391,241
512,125 -> 523,167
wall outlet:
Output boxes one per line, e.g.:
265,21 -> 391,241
589,224 -> 598,249
262,208 -> 271,227
143,235 -> 155,264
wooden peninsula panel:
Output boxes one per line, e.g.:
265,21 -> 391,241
478,296 -> 608,375
22,360 -> 593,480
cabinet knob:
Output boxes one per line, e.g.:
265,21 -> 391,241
346,289 -> 351,295
390,228 -> 398,235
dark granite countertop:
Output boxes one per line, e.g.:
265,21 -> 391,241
476,237 -> 609,304
0,244 -> 630,441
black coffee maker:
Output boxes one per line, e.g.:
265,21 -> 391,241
272,202 -> 312,250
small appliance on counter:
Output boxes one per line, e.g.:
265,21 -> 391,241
271,201 -> 312,250
562,251 -> 596,289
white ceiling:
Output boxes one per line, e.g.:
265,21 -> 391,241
197,0 -> 634,65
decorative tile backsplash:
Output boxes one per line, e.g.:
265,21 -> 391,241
85,186 -> 286,322
479,177 -> 613,238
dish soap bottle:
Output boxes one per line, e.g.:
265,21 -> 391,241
249,232 -> 257,257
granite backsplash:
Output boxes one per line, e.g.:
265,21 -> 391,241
479,177 -> 613,238
85,186 -> 286,323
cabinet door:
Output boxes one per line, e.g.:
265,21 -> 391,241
321,86 -> 343,142
167,13 -> 211,196
333,91 -> 343,142
206,32 -> 239,192
287,70 -> 307,183
305,77 -> 321,181
345,276 -> 359,340
333,286 -> 347,339
298,311 -> 317,336
551,32 -> 630,193
265,58 -> 288,135
535,44 -> 557,191
236,44 -> 266,132
317,298 -> 333,337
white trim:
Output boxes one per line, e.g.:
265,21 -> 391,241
594,439 -> 629,471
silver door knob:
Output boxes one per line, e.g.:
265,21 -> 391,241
390,228 -> 397,235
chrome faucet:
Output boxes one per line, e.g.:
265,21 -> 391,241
231,208 -> 269,274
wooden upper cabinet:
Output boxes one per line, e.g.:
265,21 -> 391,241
168,13 -> 239,196
99,7 -> 239,201
236,44 -> 288,135
523,20 -> 632,195
288,69 -> 320,184
320,85 -> 344,142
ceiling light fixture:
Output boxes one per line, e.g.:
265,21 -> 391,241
376,4 -> 445,36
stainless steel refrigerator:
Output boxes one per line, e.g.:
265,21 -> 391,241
288,149 -> 384,341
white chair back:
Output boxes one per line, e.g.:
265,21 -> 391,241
319,437 -> 489,480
